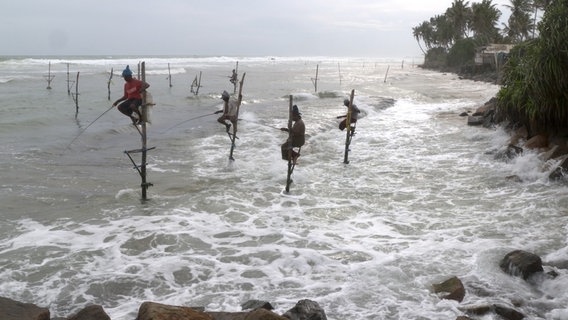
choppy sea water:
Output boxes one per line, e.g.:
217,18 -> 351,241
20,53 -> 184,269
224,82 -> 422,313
1,56 -> 568,319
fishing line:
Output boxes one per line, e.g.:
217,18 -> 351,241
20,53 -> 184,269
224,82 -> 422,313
239,118 -> 281,130
161,112 -> 216,133
66,105 -> 114,148
161,102 -> 225,133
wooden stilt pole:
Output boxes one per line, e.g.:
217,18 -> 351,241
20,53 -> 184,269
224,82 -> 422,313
74,72 -> 79,117
384,66 -> 390,83
168,63 -> 172,87
196,71 -> 202,95
45,61 -> 54,89
311,64 -> 319,92
140,61 -> 149,200
343,89 -> 355,164
190,71 -> 202,96
66,63 -> 71,95
338,62 -> 342,85
228,72 -> 246,161
107,68 -> 113,101
124,61 -> 154,201
285,95 -> 294,193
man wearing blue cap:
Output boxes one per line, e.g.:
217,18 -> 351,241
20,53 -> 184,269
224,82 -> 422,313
112,65 -> 150,125
280,105 -> 305,161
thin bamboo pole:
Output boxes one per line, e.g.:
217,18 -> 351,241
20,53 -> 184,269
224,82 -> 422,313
67,63 -> 71,95
107,68 -> 113,101
168,63 -> 172,87
45,61 -> 54,89
312,64 -> 319,92
285,95 -> 293,193
343,89 -> 355,164
74,72 -> 79,117
140,61 -> 149,200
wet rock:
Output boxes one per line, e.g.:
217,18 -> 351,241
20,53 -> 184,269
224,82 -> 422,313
467,115 -> 484,126
67,305 -> 110,320
244,308 -> 287,320
135,301 -> 213,320
499,250 -> 543,280
0,296 -> 50,320
549,156 -> 568,181
524,134 -> 548,150
206,311 -> 248,320
460,304 -> 492,315
282,299 -> 327,320
241,299 -> 274,311
493,144 -> 523,162
494,304 -> 525,320
432,276 -> 465,302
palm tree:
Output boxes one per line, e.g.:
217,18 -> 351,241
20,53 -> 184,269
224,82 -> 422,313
431,14 -> 455,49
502,0 -> 534,42
471,0 -> 502,45
531,0 -> 552,38
412,21 -> 431,54
445,0 -> 472,40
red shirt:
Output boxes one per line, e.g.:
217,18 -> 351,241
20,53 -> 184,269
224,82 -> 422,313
124,78 -> 144,99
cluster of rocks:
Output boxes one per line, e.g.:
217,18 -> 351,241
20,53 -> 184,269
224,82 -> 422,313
4,249 -> 563,320
463,97 -> 568,181
1,297 -> 327,320
433,249 -> 562,320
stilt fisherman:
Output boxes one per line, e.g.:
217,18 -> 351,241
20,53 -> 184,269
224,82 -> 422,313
112,65 -> 150,125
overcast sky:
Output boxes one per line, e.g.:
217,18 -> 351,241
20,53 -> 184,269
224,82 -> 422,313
1,0 -> 512,58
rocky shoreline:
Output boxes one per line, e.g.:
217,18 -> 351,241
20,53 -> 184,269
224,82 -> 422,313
4,249 -> 567,320
424,64 -> 568,182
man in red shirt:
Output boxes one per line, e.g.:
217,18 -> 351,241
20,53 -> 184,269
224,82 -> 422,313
113,65 -> 150,125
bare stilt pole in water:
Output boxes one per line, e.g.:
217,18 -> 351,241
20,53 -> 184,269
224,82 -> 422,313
107,68 -> 113,101
384,65 -> 390,83
66,63 -> 72,95
311,64 -> 319,92
167,63 -> 172,87
124,61 -> 154,200
228,72 -> 246,161
343,89 -> 356,164
45,61 -> 55,89
190,71 -> 202,96
71,72 -> 80,117
338,62 -> 342,85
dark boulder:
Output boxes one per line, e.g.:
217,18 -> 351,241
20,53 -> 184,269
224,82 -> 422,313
499,250 -> 543,280
67,305 -> 110,320
135,301 -> 214,320
432,276 -> 465,302
0,296 -> 50,320
282,299 -> 327,320
241,299 -> 274,311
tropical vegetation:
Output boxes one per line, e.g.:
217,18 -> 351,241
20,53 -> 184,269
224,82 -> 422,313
496,0 -> 568,135
413,0 -> 568,136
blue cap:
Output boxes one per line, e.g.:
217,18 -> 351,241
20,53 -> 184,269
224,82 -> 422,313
122,65 -> 133,77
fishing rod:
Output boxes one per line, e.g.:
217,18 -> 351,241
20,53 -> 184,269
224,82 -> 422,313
161,111 -> 216,133
238,118 -> 281,130
66,105 -> 114,148
160,100 -> 228,133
